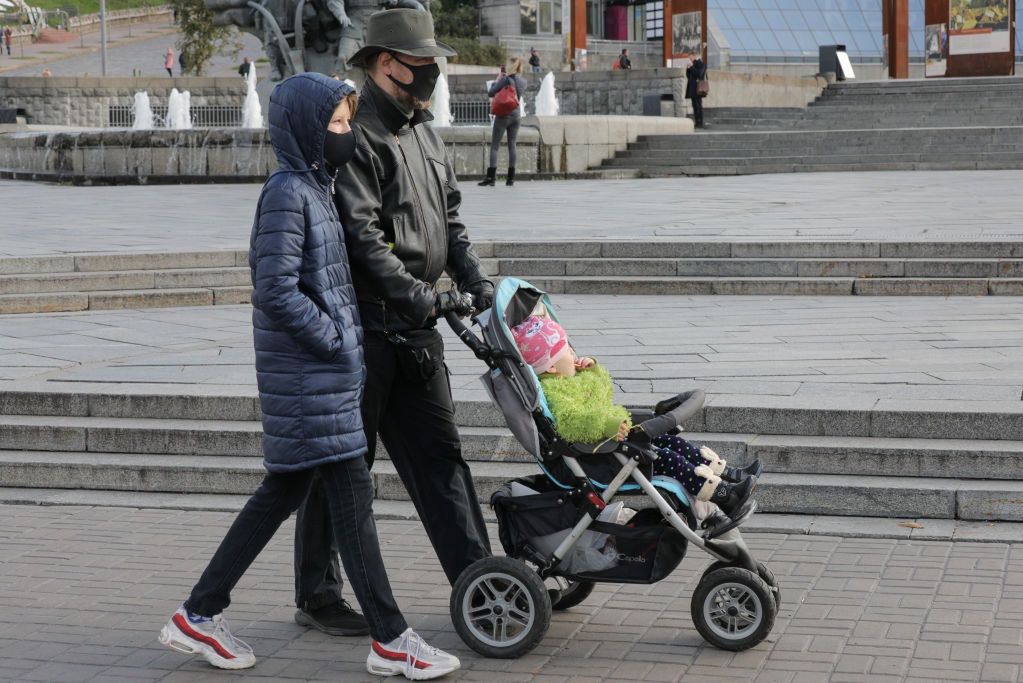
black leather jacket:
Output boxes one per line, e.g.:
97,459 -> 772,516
333,79 -> 490,333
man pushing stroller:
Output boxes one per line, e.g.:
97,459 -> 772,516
511,313 -> 760,519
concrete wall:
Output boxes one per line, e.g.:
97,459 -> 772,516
524,115 -> 692,173
705,71 -> 827,108
0,77 -> 247,128
0,115 -> 689,182
448,67 -> 824,118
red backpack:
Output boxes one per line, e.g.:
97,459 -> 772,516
491,79 -> 519,117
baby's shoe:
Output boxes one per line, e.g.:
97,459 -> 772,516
159,606 -> 255,669
722,459 -> 763,484
367,628 -> 460,680
709,477 -> 755,519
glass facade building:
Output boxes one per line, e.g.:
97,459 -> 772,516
502,0 -> 1021,64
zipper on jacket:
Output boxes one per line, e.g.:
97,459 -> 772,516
395,131 -> 434,278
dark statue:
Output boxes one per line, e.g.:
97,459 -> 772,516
206,0 -> 426,82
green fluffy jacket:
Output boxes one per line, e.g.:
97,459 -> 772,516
539,364 -> 631,443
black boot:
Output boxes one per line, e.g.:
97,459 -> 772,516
722,459 -> 763,484
294,599 -> 370,636
709,477 -> 755,518
478,167 -> 496,187
506,167 -> 516,186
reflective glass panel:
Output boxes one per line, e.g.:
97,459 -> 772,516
708,0 -> 926,62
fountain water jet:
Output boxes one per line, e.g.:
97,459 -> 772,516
241,67 -> 263,128
534,72 -> 559,117
166,89 -> 192,130
429,73 -> 453,127
132,92 -> 154,130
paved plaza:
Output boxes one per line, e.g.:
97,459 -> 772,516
4,504 -> 1023,683
3,170 -> 1023,256
0,23 -> 264,79
1,295 -> 1022,406
1,169 -> 1023,681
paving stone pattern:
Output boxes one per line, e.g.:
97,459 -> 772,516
1,295 -> 1022,406
4,170 -> 1023,256
3,504 -> 1023,683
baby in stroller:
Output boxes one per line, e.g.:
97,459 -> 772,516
511,314 -> 760,520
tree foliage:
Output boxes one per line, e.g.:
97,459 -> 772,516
430,0 -> 505,65
169,0 -> 241,76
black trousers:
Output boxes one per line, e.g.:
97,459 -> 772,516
294,470 -> 345,610
185,457 -> 407,643
691,95 -> 704,128
296,328 -> 491,593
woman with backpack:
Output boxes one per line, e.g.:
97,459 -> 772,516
480,57 -> 526,187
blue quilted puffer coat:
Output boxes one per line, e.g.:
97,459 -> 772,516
249,73 -> 366,472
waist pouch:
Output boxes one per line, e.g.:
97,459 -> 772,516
386,329 -> 443,383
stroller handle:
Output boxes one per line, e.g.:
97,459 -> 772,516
445,311 -> 491,362
635,389 -> 704,439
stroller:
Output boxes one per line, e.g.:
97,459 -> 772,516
444,278 -> 780,658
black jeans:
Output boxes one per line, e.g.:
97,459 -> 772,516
489,112 -> 520,169
691,95 -> 704,127
294,470 -> 345,611
185,457 -> 407,643
296,329 -> 491,591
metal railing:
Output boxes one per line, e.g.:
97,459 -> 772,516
108,104 -> 245,128
451,100 -> 493,126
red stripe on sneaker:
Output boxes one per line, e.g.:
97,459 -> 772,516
372,641 -> 433,669
172,613 -> 236,661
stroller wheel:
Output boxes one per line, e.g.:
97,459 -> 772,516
450,556 -> 551,659
704,560 -> 781,609
550,580 -> 595,611
691,567 -> 777,651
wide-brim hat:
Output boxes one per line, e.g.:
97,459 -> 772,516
348,8 -> 456,67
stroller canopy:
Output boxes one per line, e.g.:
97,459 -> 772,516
476,277 -> 563,459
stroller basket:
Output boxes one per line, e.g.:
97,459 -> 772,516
492,476 -> 688,585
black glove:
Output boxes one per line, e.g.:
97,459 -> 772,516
435,290 -> 473,318
464,280 -> 495,313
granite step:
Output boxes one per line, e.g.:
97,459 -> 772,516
497,257 -> 1023,279
486,241 -> 1023,260
0,287 -> 251,314
0,267 -> 251,295
633,160 -> 1023,177
7,486 -> 1023,543
3,388 -> 1023,441
0,255 -> 497,313
11,423 -> 1017,481
0,414 -> 523,461
519,274 -> 1023,296
0,451 -> 1019,521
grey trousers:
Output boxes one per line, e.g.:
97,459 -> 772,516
489,112 -> 520,169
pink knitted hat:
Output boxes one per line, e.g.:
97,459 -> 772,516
511,316 -> 571,374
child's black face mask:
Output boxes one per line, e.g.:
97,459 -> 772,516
323,130 -> 356,168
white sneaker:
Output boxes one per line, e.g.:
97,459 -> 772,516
158,606 -> 256,670
366,628 -> 460,680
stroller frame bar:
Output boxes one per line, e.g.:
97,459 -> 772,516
549,453 -> 730,567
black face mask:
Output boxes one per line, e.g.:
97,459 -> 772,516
323,130 -> 356,169
387,54 -> 440,102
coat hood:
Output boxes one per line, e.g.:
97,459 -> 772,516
268,72 -> 356,181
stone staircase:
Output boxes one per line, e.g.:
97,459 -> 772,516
0,251 -> 252,314
491,240 -> 1023,296
1,388 -> 1022,521
702,107 -> 805,131
606,77 -> 1023,176
3,240 -> 1023,313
